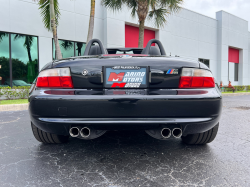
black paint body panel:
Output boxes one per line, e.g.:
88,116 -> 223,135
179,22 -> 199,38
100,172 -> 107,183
30,56 -> 222,136
50,56 -> 199,89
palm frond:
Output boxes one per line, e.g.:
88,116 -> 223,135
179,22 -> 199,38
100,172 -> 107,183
125,0 -> 137,18
14,34 -> 34,49
101,0 -> 123,12
54,0 -> 60,25
0,32 -> 8,42
60,41 -> 73,50
37,0 -> 60,31
150,0 -> 156,8
148,8 -> 169,28
101,0 -> 182,28
38,0 -> 50,30
159,0 -> 183,13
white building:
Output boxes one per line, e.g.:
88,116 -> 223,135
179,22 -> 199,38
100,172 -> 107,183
0,0 -> 249,86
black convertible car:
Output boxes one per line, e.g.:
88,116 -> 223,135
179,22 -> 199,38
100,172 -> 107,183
29,39 -> 222,145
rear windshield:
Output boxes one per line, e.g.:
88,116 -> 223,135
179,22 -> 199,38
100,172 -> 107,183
116,50 -> 134,54
107,49 -> 142,54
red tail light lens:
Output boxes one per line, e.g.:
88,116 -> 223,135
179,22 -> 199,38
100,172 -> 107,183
179,68 -> 215,88
36,68 -> 73,88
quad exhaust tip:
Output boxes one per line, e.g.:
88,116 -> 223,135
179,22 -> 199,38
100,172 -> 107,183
172,128 -> 182,138
80,127 -> 91,138
161,128 -> 171,139
69,127 -> 80,137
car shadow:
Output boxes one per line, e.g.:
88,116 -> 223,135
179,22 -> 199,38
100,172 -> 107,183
36,130 -> 213,168
28,130 -> 219,186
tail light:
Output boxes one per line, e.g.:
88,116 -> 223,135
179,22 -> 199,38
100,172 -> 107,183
36,68 -> 73,88
179,68 -> 215,88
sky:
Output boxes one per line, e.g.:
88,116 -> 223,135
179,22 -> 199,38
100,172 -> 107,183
182,0 -> 250,30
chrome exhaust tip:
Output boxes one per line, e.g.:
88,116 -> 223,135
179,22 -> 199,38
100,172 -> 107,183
69,127 -> 80,137
161,128 -> 171,139
172,128 -> 182,138
80,127 -> 91,138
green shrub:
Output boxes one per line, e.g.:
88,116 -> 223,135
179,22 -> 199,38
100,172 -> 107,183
1,87 -> 14,100
12,86 -> 31,90
1,86 -> 30,100
0,89 -> 3,97
234,86 -> 246,92
18,87 -> 30,99
0,89 -> 3,104
223,87 -> 234,92
246,86 -> 250,92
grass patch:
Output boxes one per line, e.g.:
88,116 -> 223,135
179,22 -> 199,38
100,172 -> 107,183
222,91 -> 248,94
0,99 -> 28,105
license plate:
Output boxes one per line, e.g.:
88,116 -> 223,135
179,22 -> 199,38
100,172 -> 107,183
104,66 -> 148,88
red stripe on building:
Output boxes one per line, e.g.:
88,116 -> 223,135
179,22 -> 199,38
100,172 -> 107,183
228,47 -> 239,63
125,25 -> 155,48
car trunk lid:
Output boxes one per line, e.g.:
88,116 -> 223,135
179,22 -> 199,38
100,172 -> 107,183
53,56 -> 199,89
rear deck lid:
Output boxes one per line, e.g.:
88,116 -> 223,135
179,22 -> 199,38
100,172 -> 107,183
53,56 -> 199,89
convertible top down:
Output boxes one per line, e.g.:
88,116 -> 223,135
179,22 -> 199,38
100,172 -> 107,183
29,39 -> 222,145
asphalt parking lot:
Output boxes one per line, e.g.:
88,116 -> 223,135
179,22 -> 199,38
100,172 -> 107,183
0,95 -> 250,187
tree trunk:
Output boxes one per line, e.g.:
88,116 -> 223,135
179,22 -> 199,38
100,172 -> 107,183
50,0 -> 62,60
27,46 -> 32,62
137,0 -> 149,48
77,43 -> 82,56
138,19 -> 145,48
87,0 -> 95,44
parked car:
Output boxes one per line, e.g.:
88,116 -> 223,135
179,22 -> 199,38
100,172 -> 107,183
29,39 -> 222,145
0,85 -> 9,87
4,80 -> 31,87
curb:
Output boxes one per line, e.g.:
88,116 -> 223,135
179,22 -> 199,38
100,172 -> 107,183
0,104 -> 29,112
222,92 -> 250,96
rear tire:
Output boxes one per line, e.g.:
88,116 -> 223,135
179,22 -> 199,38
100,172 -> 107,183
31,122 -> 69,144
181,123 -> 219,145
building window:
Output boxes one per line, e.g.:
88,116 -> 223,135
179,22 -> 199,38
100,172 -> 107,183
234,63 -> 238,81
0,31 -> 38,87
198,58 -> 210,68
11,34 -> 38,85
53,39 -> 86,60
0,32 -> 10,87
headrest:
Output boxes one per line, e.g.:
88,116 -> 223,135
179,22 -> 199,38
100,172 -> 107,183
89,45 -> 102,55
149,46 -> 161,55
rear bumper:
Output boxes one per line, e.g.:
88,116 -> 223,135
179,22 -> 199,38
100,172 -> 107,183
29,88 -> 222,136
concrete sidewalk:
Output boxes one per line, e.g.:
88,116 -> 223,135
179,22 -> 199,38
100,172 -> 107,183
0,103 -> 29,112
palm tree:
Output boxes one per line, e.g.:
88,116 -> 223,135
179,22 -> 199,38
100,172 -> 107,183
14,34 -> 34,63
76,42 -> 84,56
87,0 -> 96,44
35,0 -> 62,59
59,40 -> 73,58
0,32 -> 8,42
101,0 -> 183,48
60,40 -> 73,51
60,41 -> 84,56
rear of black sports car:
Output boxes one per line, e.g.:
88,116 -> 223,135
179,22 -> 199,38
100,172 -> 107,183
29,39 -> 222,145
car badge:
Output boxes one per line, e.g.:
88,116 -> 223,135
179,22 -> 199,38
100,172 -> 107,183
166,69 -> 178,74
82,69 -> 88,76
